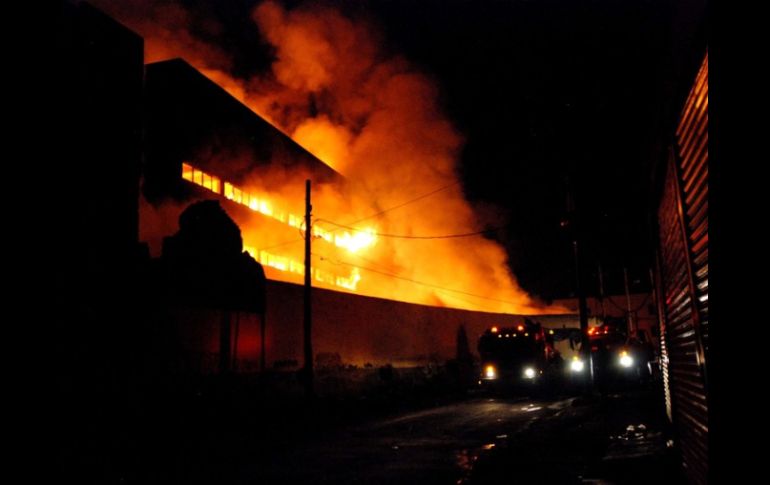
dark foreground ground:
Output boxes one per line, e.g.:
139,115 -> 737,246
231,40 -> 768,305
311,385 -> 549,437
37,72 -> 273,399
56,370 -> 685,484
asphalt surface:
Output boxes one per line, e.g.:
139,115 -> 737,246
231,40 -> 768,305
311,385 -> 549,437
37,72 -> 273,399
204,388 -> 678,485
61,374 -> 682,484
463,389 -> 685,485
242,395 -> 576,484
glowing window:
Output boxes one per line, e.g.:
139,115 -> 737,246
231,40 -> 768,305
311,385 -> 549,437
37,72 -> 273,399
211,177 -> 221,194
202,173 -> 212,190
193,169 -> 203,185
182,163 -> 193,181
259,201 -> 272,215
224,182 -> 234,199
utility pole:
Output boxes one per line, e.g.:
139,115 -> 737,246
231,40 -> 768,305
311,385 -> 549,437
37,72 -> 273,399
303,179 -> 314,398
260,312 -> 266,373
623,267 -> 634,336
566,182 -> 593,392
648,267 -> 658,323
232,312 -> 240,371
574,238 -> 593,392
220,311 -> 231,374
598,264 -> 606,321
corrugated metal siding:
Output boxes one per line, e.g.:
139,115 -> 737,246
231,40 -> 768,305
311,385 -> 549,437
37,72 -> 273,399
657,51 -> 708,485
675,53 -> 709,364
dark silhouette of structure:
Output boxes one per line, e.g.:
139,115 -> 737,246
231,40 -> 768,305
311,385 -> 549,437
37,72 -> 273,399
55,3 -> 148,482
160,200 -> 266,373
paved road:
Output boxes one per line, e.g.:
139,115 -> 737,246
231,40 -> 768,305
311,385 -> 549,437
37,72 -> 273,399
73,384 -> 677,484
240,395 -> 579,485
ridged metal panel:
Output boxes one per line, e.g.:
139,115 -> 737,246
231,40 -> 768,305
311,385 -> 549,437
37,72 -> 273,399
675,52 -> 709,366
657,51 -> 708,485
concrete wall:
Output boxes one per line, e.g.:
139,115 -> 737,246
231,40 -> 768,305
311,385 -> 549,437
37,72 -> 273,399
166,284 -> 661,374
264,280 -> 527,368
169,279 -> 529,372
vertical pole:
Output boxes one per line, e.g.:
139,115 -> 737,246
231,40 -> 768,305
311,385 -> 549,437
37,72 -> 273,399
566,181 -> 592,393
648,268 -> 656,311
220,311 -> 231,374
574,239 -> 593,392
260,312 -> 266,373
232,312 -> 240,371
670,146 -> 708,392
303,179 -> 314,398
598,264 -> 606,321
623,267 -> 634,335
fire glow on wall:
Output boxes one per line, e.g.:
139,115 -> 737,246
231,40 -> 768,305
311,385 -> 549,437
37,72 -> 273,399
182,162 -> 368,291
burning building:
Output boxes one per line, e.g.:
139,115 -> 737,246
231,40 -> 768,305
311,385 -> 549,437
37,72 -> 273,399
60,1 -> 557,376
143,58 -> 365,292
92,0 -> 549,317
139,56 -> 541,371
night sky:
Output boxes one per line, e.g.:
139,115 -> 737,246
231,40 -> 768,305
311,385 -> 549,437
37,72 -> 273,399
354,0 -> 706,300
131,0 -> 708,301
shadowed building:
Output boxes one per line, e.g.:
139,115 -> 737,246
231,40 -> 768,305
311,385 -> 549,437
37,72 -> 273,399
159,200 -> 266,374
141,59 -> 363,293
57,1 -> 143,279
139,56 -> 537,371
58,2 -> 544,379
143,58 -> 341,205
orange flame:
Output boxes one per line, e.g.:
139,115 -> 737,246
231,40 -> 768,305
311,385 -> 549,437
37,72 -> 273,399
103,0 -> 566,315
183,163 -> 377,255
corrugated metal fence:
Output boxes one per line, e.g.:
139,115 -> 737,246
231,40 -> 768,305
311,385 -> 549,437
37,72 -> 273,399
655,51 -> 708,485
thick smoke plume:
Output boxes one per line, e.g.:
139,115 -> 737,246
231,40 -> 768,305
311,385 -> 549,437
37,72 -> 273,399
94,0 -> 560,314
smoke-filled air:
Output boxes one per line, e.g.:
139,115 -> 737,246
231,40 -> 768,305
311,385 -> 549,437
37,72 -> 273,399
93,0 -> 564,314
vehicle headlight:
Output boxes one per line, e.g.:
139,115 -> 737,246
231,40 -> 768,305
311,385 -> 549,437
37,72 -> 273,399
523,367 -> 536,379
619,351 -> 634,368
485,365 -> 497,379
570,358 -> 585,372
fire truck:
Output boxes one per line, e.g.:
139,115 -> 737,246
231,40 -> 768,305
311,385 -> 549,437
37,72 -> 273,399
584,322 -> 656,388
477,320 -> 562,391
558,318 -> 657,389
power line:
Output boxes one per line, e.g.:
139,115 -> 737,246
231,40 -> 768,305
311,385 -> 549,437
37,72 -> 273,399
315,219 -> 501,240
256,180 -> 461,251
345,251 -> 400,273
340,252 -> 493,309
313,252 -> 521,306
257,220 -> 310,252
346,181 -> 461,225
314,180 -> 461,235
378,229 -> 498,240
433,287 -> 495,308
257,236 -> 304,252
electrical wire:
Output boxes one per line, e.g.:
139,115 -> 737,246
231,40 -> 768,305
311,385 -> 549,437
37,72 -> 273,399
344,181 -> 461,226
315,219 -> 501,240
258,181 -> 461,250
313,252 -> 522,306
344,251 -> 401,273
257,235 -> 303,252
